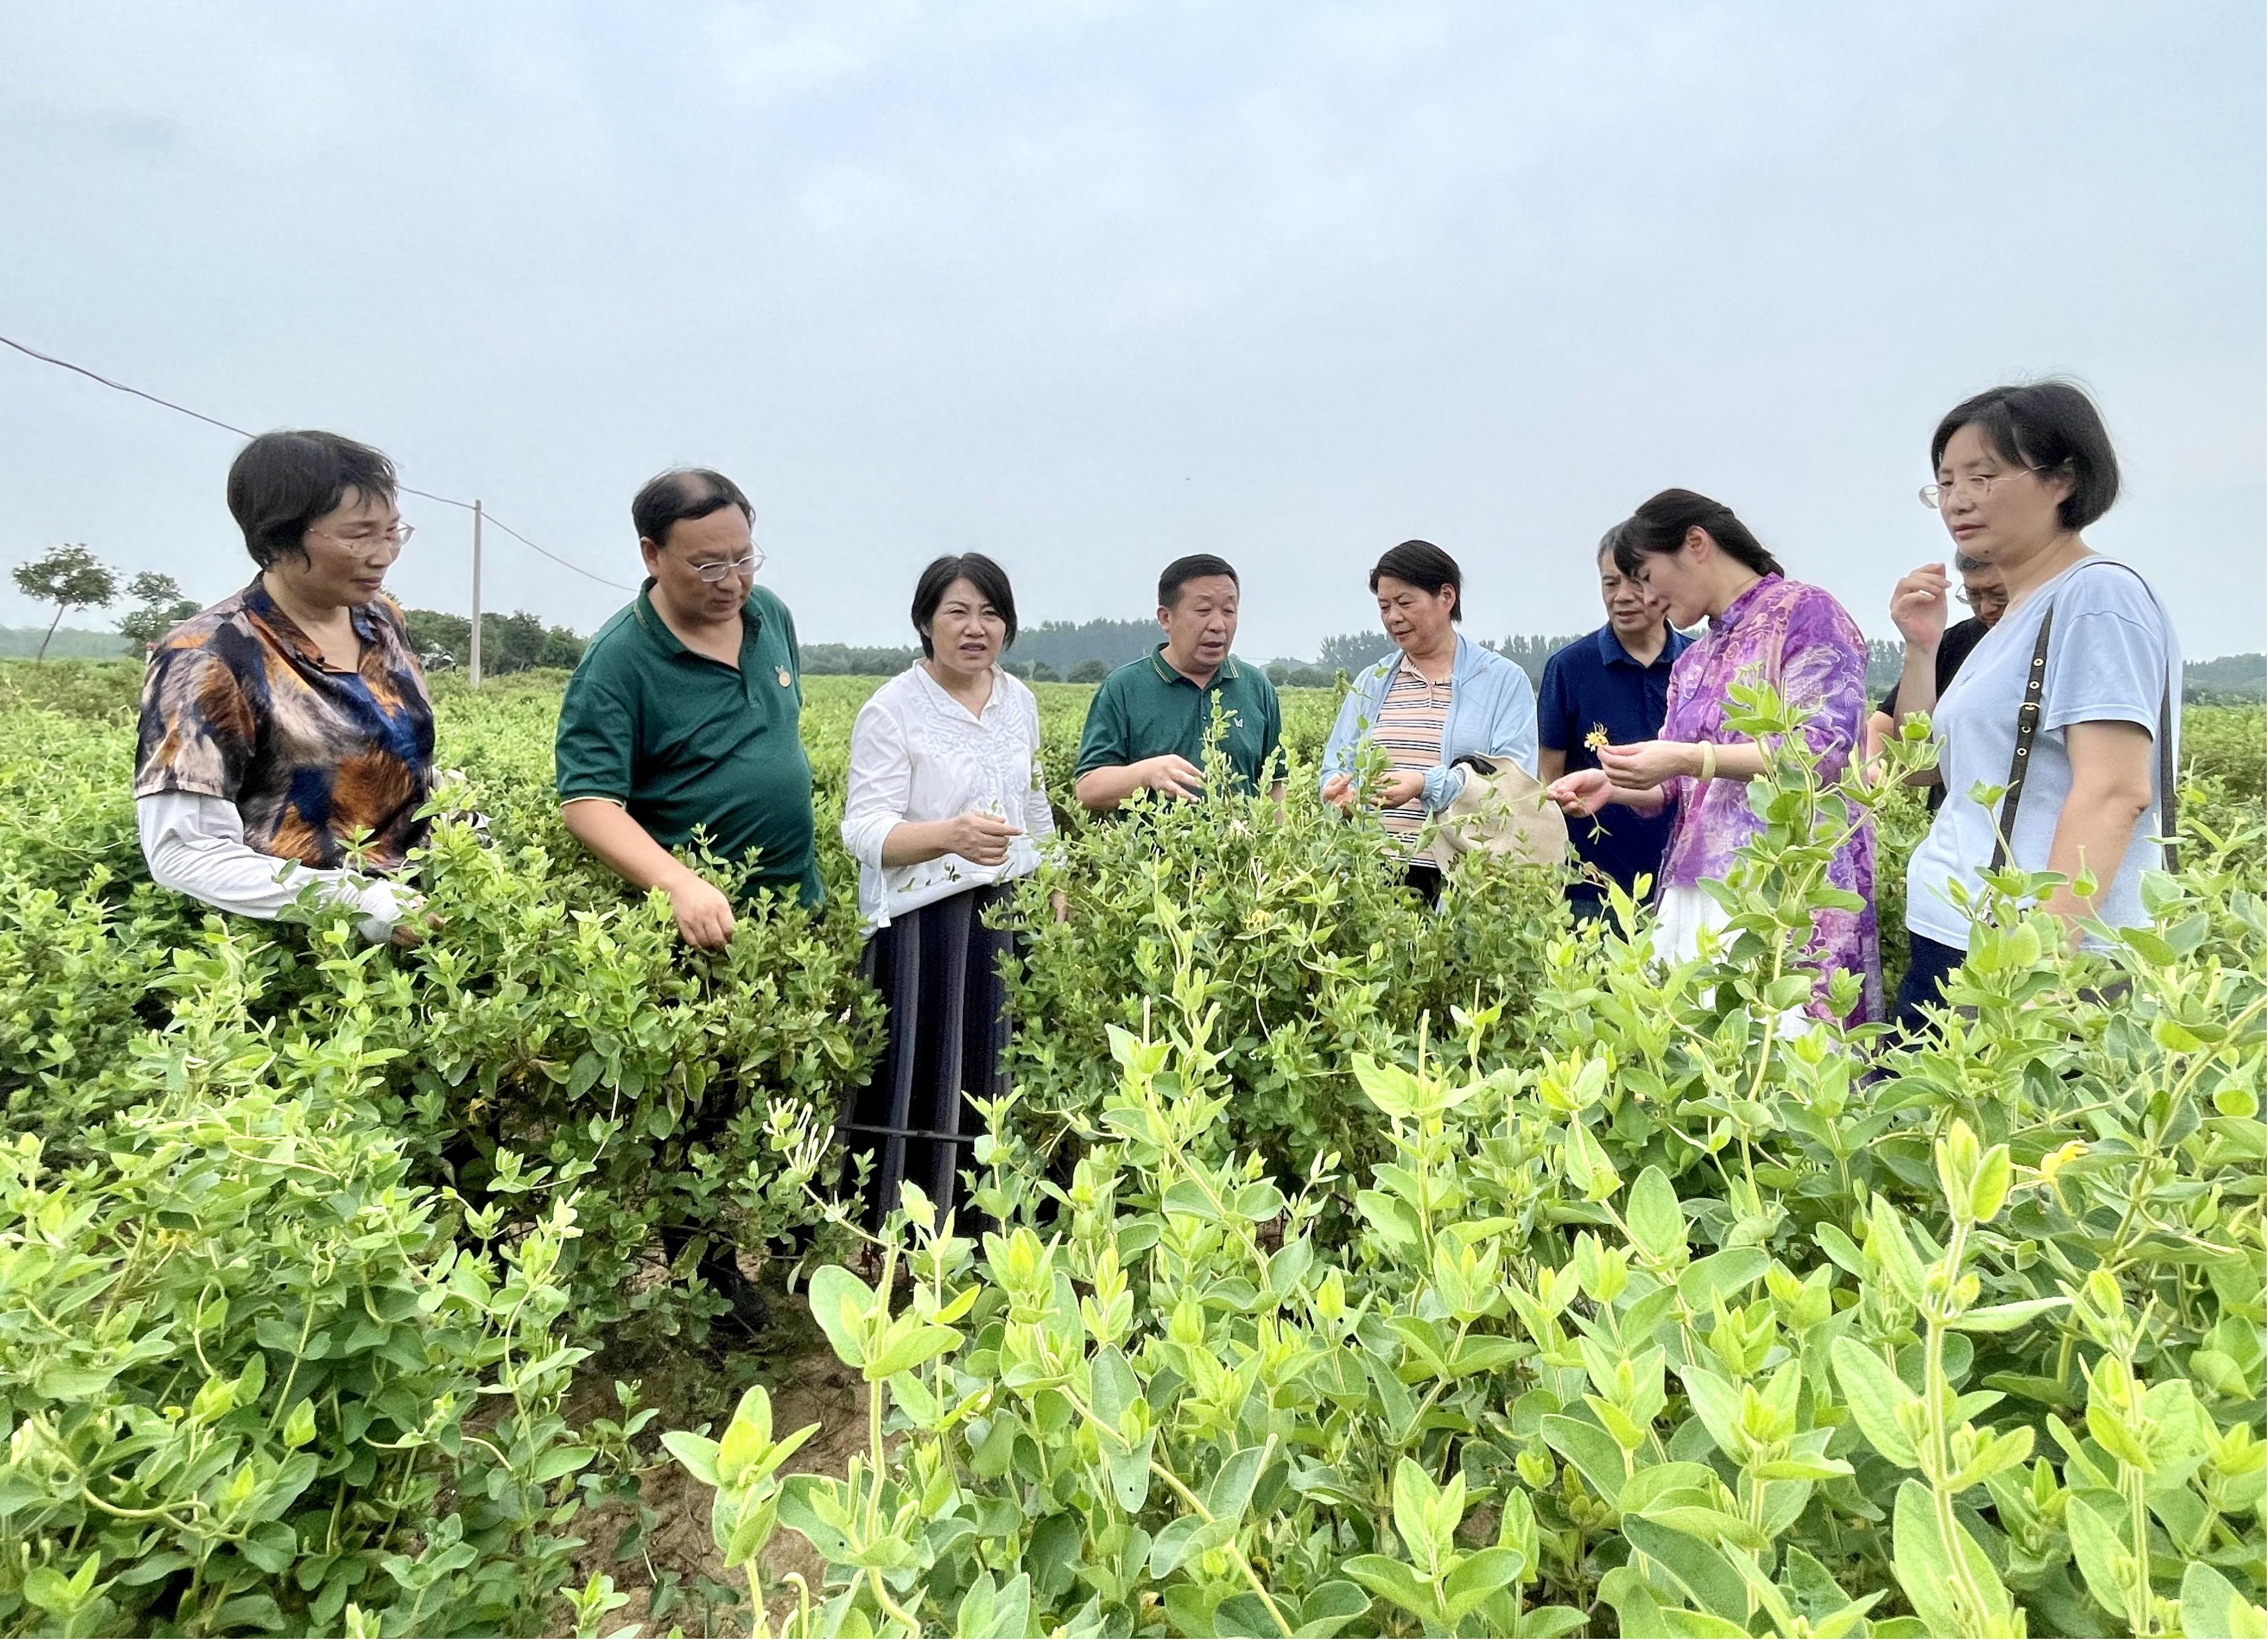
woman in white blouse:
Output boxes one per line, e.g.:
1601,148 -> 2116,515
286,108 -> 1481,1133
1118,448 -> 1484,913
838,553 -> 1055,1224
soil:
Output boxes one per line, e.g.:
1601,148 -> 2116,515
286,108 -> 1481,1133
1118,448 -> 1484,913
565,1278 -> 871,1637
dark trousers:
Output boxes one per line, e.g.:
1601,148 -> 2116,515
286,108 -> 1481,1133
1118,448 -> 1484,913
1403,861 -> 1443,906
1893,930 -> 1967,1037
840,884 -> 1015,1227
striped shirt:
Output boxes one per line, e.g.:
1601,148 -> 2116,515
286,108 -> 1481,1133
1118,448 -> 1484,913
1373,657 -> 1452,848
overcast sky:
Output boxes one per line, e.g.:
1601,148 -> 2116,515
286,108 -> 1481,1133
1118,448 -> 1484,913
3,2 -> 2261,661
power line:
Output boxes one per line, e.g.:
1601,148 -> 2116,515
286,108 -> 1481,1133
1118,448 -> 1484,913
0,329 -> 634,593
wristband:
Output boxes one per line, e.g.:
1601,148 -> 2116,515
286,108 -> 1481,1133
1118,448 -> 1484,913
1697,741 -> 1717,781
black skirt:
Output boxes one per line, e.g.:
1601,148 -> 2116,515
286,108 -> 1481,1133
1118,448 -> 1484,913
839,883 -> 1017,1227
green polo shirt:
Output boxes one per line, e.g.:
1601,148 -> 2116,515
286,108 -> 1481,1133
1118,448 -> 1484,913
554,580 -> 822,906
1074,645 -> 1283,794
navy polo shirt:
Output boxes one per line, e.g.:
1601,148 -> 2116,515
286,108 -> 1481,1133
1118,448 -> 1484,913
1537,623 -> 1690,907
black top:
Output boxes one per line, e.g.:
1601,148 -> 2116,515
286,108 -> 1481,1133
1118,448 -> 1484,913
1877,615 -> 1990,813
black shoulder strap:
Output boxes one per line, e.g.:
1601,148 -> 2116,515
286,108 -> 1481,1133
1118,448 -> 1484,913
1989,607 -> 2055,874
1988,561 -> 2180,876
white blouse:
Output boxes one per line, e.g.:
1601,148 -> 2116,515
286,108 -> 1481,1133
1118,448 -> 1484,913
841,665 -> 1056,934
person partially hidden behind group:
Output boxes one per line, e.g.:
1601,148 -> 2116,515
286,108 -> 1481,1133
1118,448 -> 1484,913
838,554 -> 1058,1227
1895,380 -> 2180,1033
1073,554 -> 1284,812
1318,539 -> 1539,902
136,429 -> 435,944
1536,526 -> 1689,918
552,465 -> 820,1335
1864,551 -> 2009,807
1547,490 -> 1880,1026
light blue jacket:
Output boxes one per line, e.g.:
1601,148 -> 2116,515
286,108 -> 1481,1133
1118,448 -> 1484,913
1318,635 -> 1539,811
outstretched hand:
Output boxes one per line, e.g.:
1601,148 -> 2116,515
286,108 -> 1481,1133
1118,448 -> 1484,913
1546,768 -> 1614,818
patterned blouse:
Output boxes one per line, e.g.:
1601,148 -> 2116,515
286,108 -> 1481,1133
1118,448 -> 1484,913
134,580 -> 436,871
1372,658 -> 1453,852
1656,574 -> 1879,1024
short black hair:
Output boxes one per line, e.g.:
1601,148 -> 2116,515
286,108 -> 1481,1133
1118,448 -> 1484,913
1158,553 -> 1240,608
1596,523 -> 1628,564
911,553 -> 1018,658
1368,539 -> 1463,621
1615,489 -> 1784,580
632,468 -> 754,547
225,430 -> 396,569
1930,380 -> 2120,531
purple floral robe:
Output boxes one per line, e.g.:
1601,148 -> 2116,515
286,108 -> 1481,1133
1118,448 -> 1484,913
1656,575 -> 1880,1025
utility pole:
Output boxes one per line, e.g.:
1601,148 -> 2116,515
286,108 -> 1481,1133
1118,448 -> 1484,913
469,498 -> 484,688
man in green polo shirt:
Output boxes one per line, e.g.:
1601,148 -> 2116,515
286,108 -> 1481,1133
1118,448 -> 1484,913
1074,553 -> 1284,813
555,467 -> 821,949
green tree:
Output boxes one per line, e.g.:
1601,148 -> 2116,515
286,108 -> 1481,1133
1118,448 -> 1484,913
1068,657 -> 1110,683
12,544 -> 119,661
114,571 -> 199,652
1317,630 -> 1395,673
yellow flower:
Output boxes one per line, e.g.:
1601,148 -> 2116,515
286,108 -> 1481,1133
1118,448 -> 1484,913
1584,725 -> 1610,752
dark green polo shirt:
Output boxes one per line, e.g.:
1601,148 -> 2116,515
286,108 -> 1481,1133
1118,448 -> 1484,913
554,581 -> 821,906
1074,645 -> 1283,794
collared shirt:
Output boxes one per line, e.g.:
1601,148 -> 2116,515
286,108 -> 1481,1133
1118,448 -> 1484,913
554,579 -> 820,906
1537,622 -> 1688,903
1074,644 -> 1283,794
1372,657 -> 1454,847
841,664 -> 1056,933
134,579 -> 435,871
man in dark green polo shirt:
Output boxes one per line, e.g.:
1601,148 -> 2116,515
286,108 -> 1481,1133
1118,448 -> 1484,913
1074,553 -> 1284,813
555,467 -> 820,951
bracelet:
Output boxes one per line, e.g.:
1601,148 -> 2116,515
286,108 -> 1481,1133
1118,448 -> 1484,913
1697,741 -> 1717,781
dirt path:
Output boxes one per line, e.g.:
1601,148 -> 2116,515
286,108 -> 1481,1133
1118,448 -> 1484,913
568,1288 -> 871,1636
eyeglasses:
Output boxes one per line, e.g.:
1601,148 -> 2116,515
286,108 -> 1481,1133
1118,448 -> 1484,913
684,548 -> 766,584
1954,587 -> 2009,610
1918,468 -> 2043,510
314,522 -> 415,552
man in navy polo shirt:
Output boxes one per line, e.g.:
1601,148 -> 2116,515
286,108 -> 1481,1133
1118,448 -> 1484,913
1536,528 -> 1690,917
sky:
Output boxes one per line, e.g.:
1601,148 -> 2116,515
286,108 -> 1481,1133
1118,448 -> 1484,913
2,1 -> 2262,661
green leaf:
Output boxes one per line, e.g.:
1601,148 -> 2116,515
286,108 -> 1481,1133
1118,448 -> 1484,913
805,1265 -> 874,1369
866,1321 -> 962,1381
2064,1494 -> 2134,1623
1342,1555 -> 1439,1625
1677,1247 -> 1770,1311
1293,1580 -> 1374,1638
2182,1561 -> 2266,1640
1622,1515 -> 1752,1625
1675,1364 -> 1746,1462
661,1431 -> 721,1486
1829,1338 -> 1920,1469
1626,1166 -> 1688,1262
1444,1547 -> 1527,1622
21,1567 -> 78,1617
1956,1296 -> 2069,1333
1208,1443 -> 1271,1523
1541,1413 -> 1629,1502
1893,1479 -> 2018,1636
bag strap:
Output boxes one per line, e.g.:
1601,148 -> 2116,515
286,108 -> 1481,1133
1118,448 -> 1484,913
1988,560 -> 2181,875
1988,606 -> 2055,873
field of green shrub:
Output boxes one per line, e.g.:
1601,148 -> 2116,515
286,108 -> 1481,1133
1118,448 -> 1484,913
0,659 -> 2260,1638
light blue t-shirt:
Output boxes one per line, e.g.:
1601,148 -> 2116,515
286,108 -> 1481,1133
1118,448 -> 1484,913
1905,557 -> 2180,950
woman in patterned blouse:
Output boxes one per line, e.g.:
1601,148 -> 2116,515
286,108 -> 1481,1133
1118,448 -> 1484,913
134,430 -> 435,945
1547,490 -> 1879,1025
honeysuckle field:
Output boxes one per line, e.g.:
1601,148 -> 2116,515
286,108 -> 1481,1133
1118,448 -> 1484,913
0,660 -> 2260,1639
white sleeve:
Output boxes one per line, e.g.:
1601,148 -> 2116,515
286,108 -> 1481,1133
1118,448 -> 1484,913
841,698 -> 913,871
138,792 -> 411,944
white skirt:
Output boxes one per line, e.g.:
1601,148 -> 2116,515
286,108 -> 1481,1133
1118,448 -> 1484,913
1653,884 -> 1812,1039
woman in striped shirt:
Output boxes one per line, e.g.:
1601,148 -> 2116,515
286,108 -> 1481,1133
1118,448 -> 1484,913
1320,540 -> 1539,901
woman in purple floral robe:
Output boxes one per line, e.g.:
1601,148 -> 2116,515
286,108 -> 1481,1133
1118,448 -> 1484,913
1548,490 -> 1880,1025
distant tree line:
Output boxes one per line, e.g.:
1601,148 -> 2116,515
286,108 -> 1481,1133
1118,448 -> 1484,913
399,609 -> 587,674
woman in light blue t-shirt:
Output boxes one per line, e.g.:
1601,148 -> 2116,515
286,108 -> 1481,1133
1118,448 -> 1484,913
1895,381 -> 2182,1033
